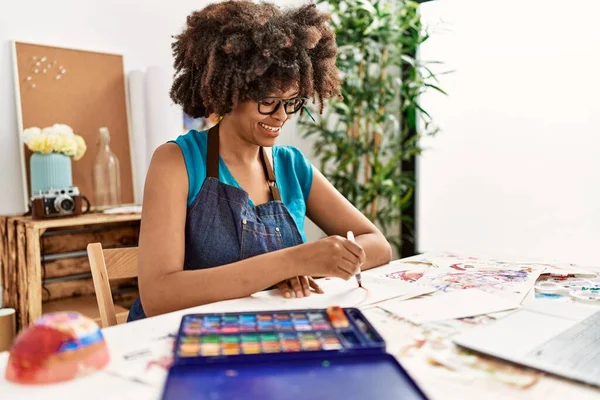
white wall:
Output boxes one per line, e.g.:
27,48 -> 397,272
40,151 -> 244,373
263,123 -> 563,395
418,0 -> 600,265
0,0 -> 307,214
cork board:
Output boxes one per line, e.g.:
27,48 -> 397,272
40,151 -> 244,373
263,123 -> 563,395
12,42 -> 134,208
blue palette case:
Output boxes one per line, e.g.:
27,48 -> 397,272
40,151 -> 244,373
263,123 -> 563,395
161,307 -> 428,400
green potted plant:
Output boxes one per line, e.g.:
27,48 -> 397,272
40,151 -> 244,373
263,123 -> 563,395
301,0 -> 446,255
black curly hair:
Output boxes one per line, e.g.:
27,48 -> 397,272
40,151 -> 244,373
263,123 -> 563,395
170,0 -> 341,119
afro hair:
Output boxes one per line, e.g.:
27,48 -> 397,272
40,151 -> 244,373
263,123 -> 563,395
170,0 -> 341,118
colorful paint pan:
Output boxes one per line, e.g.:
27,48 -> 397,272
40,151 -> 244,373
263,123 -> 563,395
176,309 -> 383,359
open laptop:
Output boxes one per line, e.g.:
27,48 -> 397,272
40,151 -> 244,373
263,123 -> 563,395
453,301 -> 600,387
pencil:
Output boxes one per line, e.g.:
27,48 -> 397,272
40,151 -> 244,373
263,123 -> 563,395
347,231 -> 362,288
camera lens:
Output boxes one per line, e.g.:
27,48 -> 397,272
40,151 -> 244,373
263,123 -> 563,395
60,198 -> 74,211
54,194 -> 75,214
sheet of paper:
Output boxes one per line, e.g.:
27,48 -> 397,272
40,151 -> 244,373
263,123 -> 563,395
0,351 -> 159,398
379,288 -> 521,324
453,302 -> 599,361
100,297 -> 277,387
103,338 -> 172,388
416,263 -> 543,304
539,264 -> 598,276
373,264 -> 431,283
251,275 -> 435,309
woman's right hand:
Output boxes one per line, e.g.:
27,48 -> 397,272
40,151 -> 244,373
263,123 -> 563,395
293,235 -> 366,280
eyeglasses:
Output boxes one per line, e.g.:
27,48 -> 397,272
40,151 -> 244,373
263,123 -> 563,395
257,96 -> 308,116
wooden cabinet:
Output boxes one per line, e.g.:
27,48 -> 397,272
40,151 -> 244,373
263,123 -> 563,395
0,213 -> 141,331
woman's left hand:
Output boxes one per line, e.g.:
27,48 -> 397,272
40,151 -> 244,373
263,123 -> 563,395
277,276 -> 324,298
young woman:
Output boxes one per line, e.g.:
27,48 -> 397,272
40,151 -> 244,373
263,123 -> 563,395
128,0 -> 392,321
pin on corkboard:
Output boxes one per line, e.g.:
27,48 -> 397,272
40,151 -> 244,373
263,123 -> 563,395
12,41 -> 136,210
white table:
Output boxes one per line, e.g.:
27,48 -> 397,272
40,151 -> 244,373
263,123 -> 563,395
2,257 -> 600,400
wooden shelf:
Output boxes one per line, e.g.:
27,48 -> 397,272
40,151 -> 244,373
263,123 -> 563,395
16,212 -> 141,231
1,212 -> 140,331
42,295 -> 129,326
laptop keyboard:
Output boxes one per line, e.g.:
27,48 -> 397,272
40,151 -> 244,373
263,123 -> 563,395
524,310 -> 600,381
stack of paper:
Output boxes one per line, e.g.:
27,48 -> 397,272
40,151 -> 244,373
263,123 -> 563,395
251,275 -> 435,309
379,288 -> 522,324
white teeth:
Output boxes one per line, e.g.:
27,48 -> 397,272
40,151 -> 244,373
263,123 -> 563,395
259,122 -> 280,132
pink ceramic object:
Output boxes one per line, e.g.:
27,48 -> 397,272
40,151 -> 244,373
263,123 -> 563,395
5,312 -> 110,385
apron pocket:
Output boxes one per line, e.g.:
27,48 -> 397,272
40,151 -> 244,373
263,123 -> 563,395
240,219 -> 284,260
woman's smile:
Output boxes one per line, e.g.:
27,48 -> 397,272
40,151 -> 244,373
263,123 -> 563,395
258,121 -> 282,137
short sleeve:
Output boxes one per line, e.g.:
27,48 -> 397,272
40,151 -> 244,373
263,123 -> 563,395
274,146 -> 314,203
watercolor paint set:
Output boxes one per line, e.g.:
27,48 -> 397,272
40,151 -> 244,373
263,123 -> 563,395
173,307 -> 384,362
161,307 -> 428,400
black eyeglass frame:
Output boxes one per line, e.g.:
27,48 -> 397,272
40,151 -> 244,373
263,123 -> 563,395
257,96 -> 309,116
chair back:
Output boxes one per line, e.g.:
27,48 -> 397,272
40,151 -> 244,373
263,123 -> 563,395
87,243 -> 138,327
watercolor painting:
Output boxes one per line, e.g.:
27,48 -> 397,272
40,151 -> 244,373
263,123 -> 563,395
386,270 -> 425,282
366,307 -> 541,390
458,314 -> 497,325
416,266 -> 543,303
104,333 -> 176,387
427,268 -> 532,292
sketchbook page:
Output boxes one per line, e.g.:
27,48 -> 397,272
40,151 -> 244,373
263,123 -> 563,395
538,263 -> 598,276
372,264 -> 432,284
101,313 -> 180,388
431,254 -> 599,277
0,349 -> 156,399
103,334 -> 173,388
453,303 -> 599,361
416,263 -> 543,304
429,257 -> 514,269
379,289 -> 522,325
100,297 -> 274,387
251,275 -> 435,310
374,257 -> 542,304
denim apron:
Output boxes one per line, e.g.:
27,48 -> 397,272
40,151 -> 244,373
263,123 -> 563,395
127,123 -> 304,321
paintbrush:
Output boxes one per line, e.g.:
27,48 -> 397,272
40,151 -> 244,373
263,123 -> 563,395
303,106 -> 316,122
347,231 -> 362,288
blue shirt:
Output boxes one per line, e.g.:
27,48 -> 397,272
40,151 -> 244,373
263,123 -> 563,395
172,129 -> 314,242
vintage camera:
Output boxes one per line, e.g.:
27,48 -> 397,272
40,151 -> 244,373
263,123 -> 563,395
30,186 -> 90,219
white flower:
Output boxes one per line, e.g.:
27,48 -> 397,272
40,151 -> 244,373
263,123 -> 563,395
41,126 -> 55,136
22,127 -> 41,145
73,135 -> 87,161
24,123 -> 85,158
44,134 -> 63,152
51,124 -> 74,137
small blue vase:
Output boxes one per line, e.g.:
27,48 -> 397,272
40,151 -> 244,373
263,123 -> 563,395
30,153 -> 73,195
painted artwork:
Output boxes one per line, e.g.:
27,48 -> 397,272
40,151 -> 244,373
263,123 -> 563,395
427,268 -> 532,292
363,307 -> 542,392
104,332 -> 176,387
386,270 -> 425,282
417,264 -> 543,303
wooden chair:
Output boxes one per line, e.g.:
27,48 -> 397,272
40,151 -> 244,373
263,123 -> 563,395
87,243 -> 138,328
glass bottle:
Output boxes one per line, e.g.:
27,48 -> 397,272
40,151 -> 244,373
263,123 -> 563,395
93,127 -> 121,208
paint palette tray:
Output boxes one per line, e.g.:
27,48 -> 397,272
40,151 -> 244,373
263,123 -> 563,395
162,307 -> 429,400
172,307 -> 385,364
